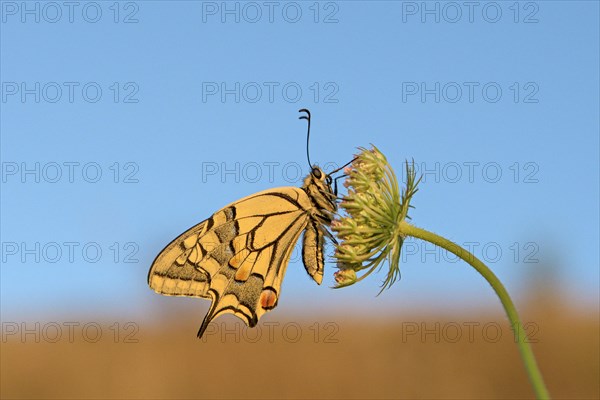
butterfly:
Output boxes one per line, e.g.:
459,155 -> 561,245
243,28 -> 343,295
148,109 -> 350,338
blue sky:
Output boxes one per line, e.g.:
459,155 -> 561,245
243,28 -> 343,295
1,1 -> 598,322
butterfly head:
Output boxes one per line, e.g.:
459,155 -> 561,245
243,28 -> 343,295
307,165 -> 332,188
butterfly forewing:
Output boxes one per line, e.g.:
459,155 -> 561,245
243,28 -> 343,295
147,220 -> 211,298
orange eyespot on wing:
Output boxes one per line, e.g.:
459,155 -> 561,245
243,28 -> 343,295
260,288 -> 278,310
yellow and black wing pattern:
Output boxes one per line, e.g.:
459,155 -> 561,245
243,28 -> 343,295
148,187 -> 324,338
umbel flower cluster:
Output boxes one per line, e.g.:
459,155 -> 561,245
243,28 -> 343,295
332,146 -> 421,293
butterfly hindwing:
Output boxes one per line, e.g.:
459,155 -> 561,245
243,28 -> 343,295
197,204 -> 310,337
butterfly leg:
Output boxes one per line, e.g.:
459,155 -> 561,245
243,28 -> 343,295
333,174 -> 347,198
323,228 -> 338,245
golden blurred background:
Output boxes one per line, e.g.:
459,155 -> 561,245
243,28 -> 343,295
2,297 -> 598,399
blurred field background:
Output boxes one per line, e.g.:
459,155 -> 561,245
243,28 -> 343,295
2,292 -> 598,399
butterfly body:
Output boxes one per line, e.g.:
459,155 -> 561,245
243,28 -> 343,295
148,167 -> 336,338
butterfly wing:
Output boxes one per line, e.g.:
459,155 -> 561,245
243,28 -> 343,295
301,220 -> 326,285
147,219 -> 212,298
148,187 -> 315,338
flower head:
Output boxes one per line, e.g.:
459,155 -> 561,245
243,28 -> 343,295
332,146 -> 421,293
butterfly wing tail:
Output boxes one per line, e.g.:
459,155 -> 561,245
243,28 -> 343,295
197,304 -> 216,339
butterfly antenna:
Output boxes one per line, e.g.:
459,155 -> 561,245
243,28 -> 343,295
299,108 -> 312,168
327,157 -> 357,177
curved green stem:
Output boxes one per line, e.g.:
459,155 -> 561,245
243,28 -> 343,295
399,221 -> 550,400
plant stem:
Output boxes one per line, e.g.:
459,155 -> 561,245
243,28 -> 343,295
399,221 -> 550,400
